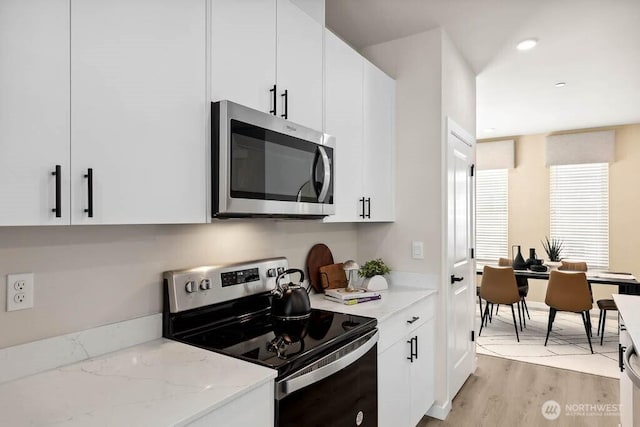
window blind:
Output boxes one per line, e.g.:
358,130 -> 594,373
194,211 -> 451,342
476,169 -> 508,262
549,163 -> 609,269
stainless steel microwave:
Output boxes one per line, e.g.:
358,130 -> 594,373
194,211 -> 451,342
211,101 -> 334,218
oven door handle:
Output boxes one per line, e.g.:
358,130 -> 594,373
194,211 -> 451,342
276,330 -> 378,400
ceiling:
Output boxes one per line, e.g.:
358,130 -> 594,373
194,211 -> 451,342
326,0 -> 640,140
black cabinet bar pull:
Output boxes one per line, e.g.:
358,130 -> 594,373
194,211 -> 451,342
281,89 -> 288,119
407,338 -> 414,362
366,197 -> 371,219
51,165 -> 61,218
407,316 -> 420,324
359,197 -> 366,218
84,168 -> 93,218
269,84 -> 277,115
415,335 -> 419,359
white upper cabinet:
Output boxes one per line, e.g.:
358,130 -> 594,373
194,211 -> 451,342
276,0 -> 323,130
363,60 -> 396,222
323,30 -> 364,223
71,0 -> 207,224
323,30 -> 396,223
0,0 -> 71,226
210,0 -> 323,130
210,0 -> 277,114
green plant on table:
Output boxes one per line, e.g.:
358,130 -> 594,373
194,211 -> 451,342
541,236 -> 563,262
358,258 -> 391,278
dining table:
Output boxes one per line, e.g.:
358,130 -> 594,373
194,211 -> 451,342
476,265 -> 640,295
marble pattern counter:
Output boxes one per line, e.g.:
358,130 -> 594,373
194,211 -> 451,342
0,339 -> 276,427
310,287 -> 437,321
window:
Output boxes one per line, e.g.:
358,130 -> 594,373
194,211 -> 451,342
549,163 -> 609,269
475,169 -> 508,262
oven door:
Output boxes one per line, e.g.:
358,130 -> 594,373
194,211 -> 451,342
275,330 -> 378,427
213,101 -> 334,218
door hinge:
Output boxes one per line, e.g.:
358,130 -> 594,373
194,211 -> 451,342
470,248 -> 475,259
470,164 -> 475,177
471,330 -> 475,342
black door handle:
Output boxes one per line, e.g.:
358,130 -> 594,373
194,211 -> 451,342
406,337 -> 415,362
51,165 -> 61,218
450,275 -> 464,284
359,197 -> 365,219
366,197 -> 371,219
414,335 -> 419,360
406,316 -> 420,324
84,168 -> 93,218
281,89 -> 288,119
269,84 -> 277,115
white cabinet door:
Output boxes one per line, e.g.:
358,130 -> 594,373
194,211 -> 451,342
71,0 -> 207,224
276,0 -> 323,131
211,0 -> 277,114
323,30 -> 364,223
410,319 -> 436,426
378,337 -> 411,427
0,0 -> 70,226
363,60 -> 395,222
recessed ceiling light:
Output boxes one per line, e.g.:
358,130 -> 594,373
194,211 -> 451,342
484,128 -> 495,132
555,82 -> 566,87
516,38 -> 538,51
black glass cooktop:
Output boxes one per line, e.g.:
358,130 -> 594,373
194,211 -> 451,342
177,309 -> 376,377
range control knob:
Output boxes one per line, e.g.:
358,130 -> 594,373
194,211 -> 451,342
185,280 -> 196,293
199,279 -> 211,290
267,268 -> 277,278
277,267 -> 285,275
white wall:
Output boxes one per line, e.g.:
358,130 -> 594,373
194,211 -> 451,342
360,27 -> 476,418
358,29 -> 443,275
0,222 -> 356,348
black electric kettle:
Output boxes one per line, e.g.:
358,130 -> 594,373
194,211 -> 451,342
271,268 -> 311,321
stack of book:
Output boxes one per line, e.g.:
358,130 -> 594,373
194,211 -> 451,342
324,288 -> 382,305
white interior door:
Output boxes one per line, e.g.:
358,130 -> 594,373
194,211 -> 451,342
446,118 -> 475,399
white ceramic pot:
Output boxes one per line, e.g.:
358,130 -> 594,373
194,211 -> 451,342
545,261 -> 562,270
362,275 -> 388,291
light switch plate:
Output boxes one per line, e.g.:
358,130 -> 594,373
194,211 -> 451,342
6,273 -> 34,311
411,241 -> 424,259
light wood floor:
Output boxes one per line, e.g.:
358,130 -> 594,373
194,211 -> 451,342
418,354 -> 620,427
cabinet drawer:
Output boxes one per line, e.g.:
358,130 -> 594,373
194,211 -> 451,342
378,295 -> 435,353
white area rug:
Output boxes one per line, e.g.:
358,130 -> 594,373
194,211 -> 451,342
476,300 -> 620,379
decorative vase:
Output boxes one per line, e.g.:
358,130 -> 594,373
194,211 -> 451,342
512,245 -> 527,270
362,275 -> 388,291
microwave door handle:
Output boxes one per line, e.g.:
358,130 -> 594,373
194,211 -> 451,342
316,146 -> 331,203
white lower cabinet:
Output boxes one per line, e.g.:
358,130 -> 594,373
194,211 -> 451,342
187,381 -> 274,427
378,296 -> 436,427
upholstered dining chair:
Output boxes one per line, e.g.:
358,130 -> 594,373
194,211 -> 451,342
558,261 -> 588,272
494,257 -> 530,329
544,270 -> 594,354
479,266 -> 522,342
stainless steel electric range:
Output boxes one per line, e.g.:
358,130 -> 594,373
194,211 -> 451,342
163,257 -> 378,427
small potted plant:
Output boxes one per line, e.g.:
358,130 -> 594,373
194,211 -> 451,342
358,258 -> 391,290
541,236 -> 563,269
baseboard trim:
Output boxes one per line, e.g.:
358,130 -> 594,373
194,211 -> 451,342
426,399 -> 451,420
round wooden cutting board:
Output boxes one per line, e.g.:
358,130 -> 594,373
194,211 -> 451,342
306,243 -> 335,293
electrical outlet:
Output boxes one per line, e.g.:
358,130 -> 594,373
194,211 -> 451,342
6,273 -> 34,311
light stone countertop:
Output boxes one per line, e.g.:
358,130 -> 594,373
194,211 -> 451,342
614,294 -> 640,348
310,287 -> 437,321
0,338 -> 276,427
